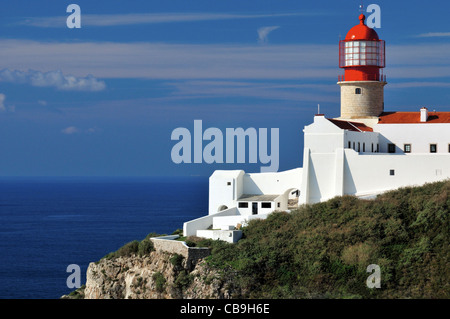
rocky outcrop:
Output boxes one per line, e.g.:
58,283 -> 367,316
81,250 -> 240,299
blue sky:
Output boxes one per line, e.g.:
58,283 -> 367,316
0,0 -> 449,177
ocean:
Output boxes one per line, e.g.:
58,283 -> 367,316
0,176 -> 208,299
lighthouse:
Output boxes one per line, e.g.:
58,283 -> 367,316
338,14 -> 387,119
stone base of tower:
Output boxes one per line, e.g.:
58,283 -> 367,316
338,81 -> 387,119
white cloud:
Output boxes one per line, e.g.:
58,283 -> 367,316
257,26 -> 280,43
0,93 -> 6,112
86,127 -> 102,134
61,126 -> 79,134
16,12 -> 308,28
0,69 -> 106,92
166,80 -> 338,103
0,40 -> 336,80
416,32 -> 450,38
1,40 -> 450,82
61,126 -> 102,135
0,93 -> 15,113
388,82 -> 450,89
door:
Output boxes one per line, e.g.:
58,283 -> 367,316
252,202 -> 258,215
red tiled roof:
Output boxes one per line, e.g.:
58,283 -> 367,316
328,119 -> 373,132
378,112 -> 450,124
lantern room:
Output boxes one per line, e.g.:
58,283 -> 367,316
339,14 -> 385,82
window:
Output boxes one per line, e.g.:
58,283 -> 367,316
355,88 -> 362,94
358,142 -> 361,152
252,202 -> 258,215
388,144 -> 396,153
238,202 -> 248,208
353,142 -> 356,150
227,182 -> 231,186
363,143 -> 366,152
377,144 -> 380,153
430,144 -> 437,153
448,144 -> 450,153
404,144 -> 411,153
261,202 -> 272,209
277,202 -> 281,208
390,169 -> 395,176
371,143 -> 374,153
348,141 -> 351,149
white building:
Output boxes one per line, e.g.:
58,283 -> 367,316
183,13 -> 450,243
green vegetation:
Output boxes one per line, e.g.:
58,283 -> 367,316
102,233 -> 156,260
152,272 -> 166,293
65,285 -> 85,299
169,253 -> 194,291
188,180 -> 450,299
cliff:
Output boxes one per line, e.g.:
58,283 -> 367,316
83,251 -> 238,299
65,180 -> 449,299
64,235 -> 241,299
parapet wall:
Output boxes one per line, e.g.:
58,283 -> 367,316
150,235 -> 211,269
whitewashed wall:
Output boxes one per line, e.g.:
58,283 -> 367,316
345,130 -> 380,153
301,148 -> 450,204
304,115 -> 344,153
375,123 -> 450,154
343,151 -> 450,196
243,168 -> 302,196
208,170 -> 244,215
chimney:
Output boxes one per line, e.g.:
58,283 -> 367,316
420,107 -> 428,122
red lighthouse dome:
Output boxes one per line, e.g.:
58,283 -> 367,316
339,14 -> 385,82
345,14 -> 379,41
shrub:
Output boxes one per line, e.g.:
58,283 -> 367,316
138,238 -> 154,256
152,272 -> 166,293
103,236 -> 156,259
172,229 -> 183,236
174,271 -> 193,290
169,254 -> 184,269
114,240 -> 139,257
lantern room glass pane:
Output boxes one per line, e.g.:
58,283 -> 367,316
341,40 -> 385,67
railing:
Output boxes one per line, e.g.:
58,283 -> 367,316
338,74 -> 387,82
